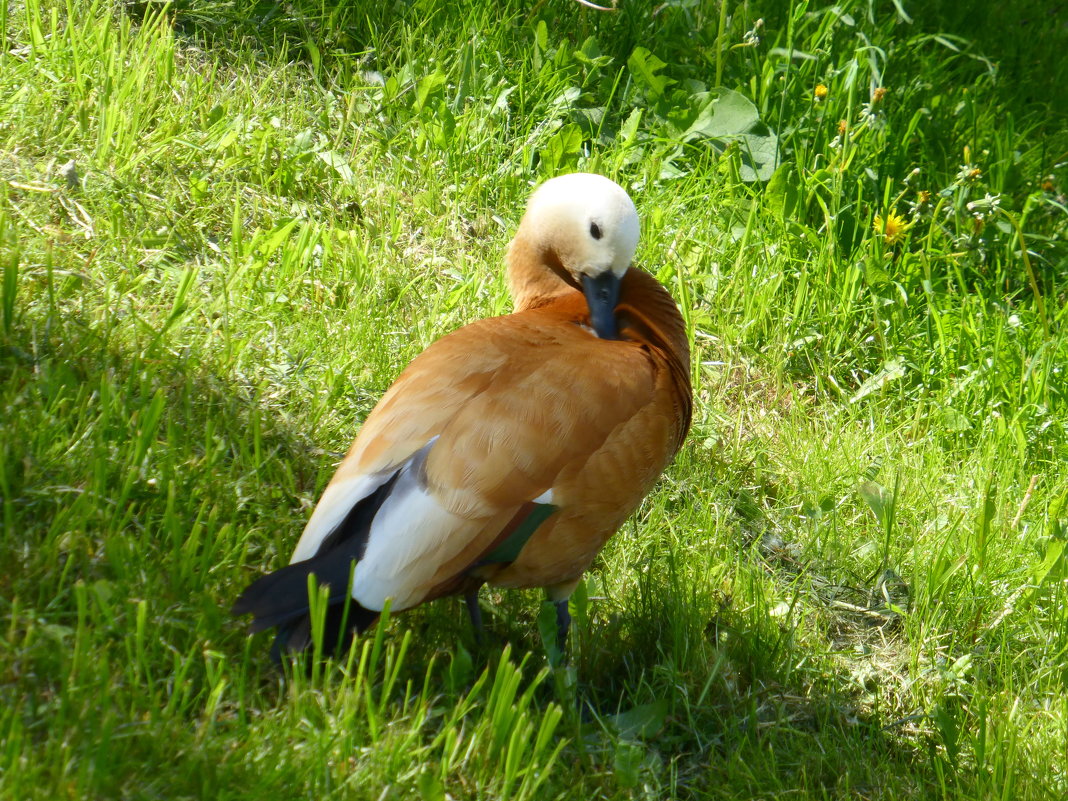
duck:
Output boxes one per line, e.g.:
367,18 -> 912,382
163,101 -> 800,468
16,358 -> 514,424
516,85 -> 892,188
232,173 -> 692,659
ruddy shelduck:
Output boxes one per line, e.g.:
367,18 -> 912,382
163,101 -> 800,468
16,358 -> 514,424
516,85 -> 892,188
233,173 -> 692,657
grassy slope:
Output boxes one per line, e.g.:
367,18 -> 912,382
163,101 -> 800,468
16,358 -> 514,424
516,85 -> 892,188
2,0 -> 1067,798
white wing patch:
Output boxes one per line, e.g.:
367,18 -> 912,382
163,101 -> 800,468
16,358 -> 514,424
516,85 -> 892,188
352,438 -> 472,611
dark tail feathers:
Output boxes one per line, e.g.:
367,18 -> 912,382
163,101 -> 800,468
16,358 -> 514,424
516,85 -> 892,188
231,556 -> 380,661
232,471 -> 402,661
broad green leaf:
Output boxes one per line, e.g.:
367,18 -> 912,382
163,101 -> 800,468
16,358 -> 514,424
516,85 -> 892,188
735,130 -> 780,181
317,150 -> 356,184
620,107 -> 643,146
681,90 -> 779,180
446,643 -> 474,692
613,741 -> 644,789
537,600 -> 564,668
627,47 -> 673,97
851,357 -> 907,403
414,68 -> 447,112
540,123 -> 583,173
605,699 -> 669,739
1032,538 -> 1067,587
418,771 -> 445,801
766,163 -> 801,217
714,89 -> 759,131
941,407 -> 972,432
858,480 -> 892,527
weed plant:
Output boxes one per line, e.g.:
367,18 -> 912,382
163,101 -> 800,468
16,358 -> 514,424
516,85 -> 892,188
1,0 -> 1066,798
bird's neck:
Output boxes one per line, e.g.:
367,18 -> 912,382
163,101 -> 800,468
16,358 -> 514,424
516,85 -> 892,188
505,232 -> 575,312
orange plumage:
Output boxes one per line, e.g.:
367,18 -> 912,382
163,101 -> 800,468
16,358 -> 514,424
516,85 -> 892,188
233,173 -> 691,657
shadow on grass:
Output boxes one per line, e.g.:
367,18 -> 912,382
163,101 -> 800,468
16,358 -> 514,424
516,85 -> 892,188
352,515 -> 947,798
126,0 -> 674,68
126,0 -> 1068,130
0,307 -> 329,661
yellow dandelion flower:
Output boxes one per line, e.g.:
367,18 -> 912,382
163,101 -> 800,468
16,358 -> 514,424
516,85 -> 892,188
814,83 -> 828,101
873,210 -> 909,245
917,190 -> 931,205
872,87 -> 887,103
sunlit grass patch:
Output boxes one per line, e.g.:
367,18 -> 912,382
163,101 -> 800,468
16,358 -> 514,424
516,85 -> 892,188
1,0 -> 1066,798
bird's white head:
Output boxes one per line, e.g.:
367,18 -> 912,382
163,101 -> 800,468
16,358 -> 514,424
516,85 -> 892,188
508,173 -> 640,339
521,172 -> 640,281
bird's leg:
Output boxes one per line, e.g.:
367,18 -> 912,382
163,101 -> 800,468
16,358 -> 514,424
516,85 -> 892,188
465,590 -> 485,644
545,578 -> 581,660
554,598 -> 571,654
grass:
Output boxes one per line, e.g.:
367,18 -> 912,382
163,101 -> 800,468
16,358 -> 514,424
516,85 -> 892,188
2,0 -> 1067,797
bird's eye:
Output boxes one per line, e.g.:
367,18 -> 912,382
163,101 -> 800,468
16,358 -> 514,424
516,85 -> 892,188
589,222 -> 603,240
